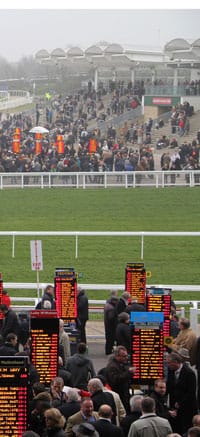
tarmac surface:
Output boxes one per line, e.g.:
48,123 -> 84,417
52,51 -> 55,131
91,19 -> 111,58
85,320 -> 108,373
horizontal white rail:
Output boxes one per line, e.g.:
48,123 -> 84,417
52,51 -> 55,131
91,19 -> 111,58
0,170 -> 199,189
3,232 -> 200,260
4,282 -> 200,292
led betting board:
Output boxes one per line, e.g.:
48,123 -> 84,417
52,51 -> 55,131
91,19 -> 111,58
146,289 -> 171,337
54,268 -> 77,321
125,263 -> 146,304
130,312 -> 164,384
0,356 -> 29,436
30,311 -> 59,385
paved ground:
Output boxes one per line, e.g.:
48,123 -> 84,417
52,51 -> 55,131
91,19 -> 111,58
86,320 -> 108,373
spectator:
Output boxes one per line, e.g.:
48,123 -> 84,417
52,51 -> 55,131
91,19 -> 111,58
105,345 -> 135,413
121,394 -> 143,437
128,397 -> 172,437
104,291 -> 118,355
171,317 -> 197,365
59,319 -> 71,366
65,398 -> 99,437
116,292 -> 131,315
88,378 -> 117,424
66,342 -> 96,391
44,407 -> 66,436
0,303 -> 20,339
94,404 -> 124,437
116,312 -> 131,354
77,287 -> 89,344
57,388 -> 80,421
166,352 -> 198,435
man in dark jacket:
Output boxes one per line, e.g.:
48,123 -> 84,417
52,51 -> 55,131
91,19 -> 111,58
104,293 -> 118,355
166,351 -> 198,434
0,304 -> 20,339
94,404 -> 124,437
0,332 -> 18,355
105,345 -> 135,413
66,342 -> 95,390
77,287 -> 88,344
88,378 -> 117,424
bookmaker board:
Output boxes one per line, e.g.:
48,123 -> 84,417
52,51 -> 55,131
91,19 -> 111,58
54,267 -> 77,321
0,356 -> 29,436
125,262 -> 146,304
30,310 -> 59,385
130,312 -> 164,384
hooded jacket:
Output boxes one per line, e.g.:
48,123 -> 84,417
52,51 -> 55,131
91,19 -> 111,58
66,352 -> 96,390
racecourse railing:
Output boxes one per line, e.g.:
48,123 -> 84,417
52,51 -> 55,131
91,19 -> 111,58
3,282 -> 200,334
3,231 -> 200,260
0,170 -> 200,189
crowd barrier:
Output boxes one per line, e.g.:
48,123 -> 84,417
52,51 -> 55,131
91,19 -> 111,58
4,282 -> 200,335
0,170 -> 200,189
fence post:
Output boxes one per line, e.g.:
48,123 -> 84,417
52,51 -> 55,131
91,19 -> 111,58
75,234 -> 78,258
190,307 -> 198,335
141,234 -> 144,260
12,233 -> 15,258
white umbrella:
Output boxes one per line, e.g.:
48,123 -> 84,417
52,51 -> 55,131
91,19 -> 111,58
29,126 -> 49,134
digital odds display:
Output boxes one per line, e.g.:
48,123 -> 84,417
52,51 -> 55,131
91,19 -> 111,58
130,312 -> 164,384
54,268 -> 77,321
0,356 -> 29,436
125,263 -> 146,304
146,288 -> 171,337
30,311 -> 59,385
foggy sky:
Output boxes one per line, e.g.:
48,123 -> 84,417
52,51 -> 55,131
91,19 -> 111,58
1,8 -> 200,62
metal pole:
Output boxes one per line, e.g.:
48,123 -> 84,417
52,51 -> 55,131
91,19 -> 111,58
75,234 -> 78,259
12,234 -> 15,258
141,234 -> 144,260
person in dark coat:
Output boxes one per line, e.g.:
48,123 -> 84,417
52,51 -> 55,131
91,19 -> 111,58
150,378 -> 173,421
166,352 -> 198,435
104,292 -> 118,355
0,304 -> 20,339
66,342 -> 95,390
0,332 -> 18,355
125,296 -> 146,313
77,287 -> 89,344
57,388 -> 80,421
120,394 -> 143,437
116,292 -> 131,315
105,345 -> 135,414
36,285 -> 56,310
116,312 -> 131,354
94,404 -> 124,437
88,378 -> 117,424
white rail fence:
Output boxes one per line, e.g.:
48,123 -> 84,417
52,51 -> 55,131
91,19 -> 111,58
2,230 -> 200,260
3,282 -> 200,335
0,90 -> 33,110
0,170 -> 200,189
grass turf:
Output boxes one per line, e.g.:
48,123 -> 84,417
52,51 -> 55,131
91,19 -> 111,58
0,187 -> 200,301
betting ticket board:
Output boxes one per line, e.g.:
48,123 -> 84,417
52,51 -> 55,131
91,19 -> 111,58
54,268 -> 77,321
130,312 -> 164,384
146,288 -> 171,337
125,262 -> 146,304
30,310 -> 59,385
0,356 -> 29,436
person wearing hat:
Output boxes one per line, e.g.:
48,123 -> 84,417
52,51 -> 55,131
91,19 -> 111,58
72,422 -> 99,437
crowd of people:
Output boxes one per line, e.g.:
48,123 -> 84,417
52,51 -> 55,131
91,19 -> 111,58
1,284 -> 200,437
